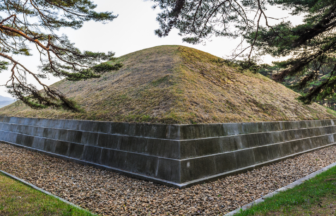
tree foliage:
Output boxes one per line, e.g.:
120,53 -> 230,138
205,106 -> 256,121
260,60 -> 336,109
250,0 -> 336,104
152,0 -> 255,44
0,0 -> 122,111
152,0 -> 336,104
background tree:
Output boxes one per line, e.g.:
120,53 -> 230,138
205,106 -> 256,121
261,60 -> 336,110
249,0 -> 336,104
0,0 -> 122,111
152,0 -> 336,104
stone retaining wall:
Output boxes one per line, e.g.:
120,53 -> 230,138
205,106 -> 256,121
0,116 -> 335,187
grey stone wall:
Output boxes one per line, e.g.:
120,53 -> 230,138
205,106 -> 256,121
0,116 -> 335,187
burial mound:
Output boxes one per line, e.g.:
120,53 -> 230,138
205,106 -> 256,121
1,45 -> 335,123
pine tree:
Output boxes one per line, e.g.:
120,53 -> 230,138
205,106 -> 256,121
249,0 -> 336,104
152,0 -> 336,103
0,0 -> 121,111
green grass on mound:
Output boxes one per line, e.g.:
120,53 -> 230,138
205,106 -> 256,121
1,45 -> 336,124
235,165 -> 336,216
0,173 -> 96,216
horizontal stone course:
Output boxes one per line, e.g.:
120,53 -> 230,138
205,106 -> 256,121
2,117 -> 335,139
0,116 -> 335,187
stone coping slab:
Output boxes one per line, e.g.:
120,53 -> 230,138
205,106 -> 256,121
1,116 -> 334,139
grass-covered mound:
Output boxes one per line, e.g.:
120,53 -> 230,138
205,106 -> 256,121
1,45 -> 335,124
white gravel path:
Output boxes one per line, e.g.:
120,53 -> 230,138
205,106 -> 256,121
1,142 -> 336,215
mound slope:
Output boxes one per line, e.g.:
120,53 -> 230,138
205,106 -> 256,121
1,45 -> 335,123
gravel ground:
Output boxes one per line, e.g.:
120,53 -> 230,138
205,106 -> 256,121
1,143 -> 336,215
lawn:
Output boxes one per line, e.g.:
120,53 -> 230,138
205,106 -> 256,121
235,165 -> 336,215
0,173 -> 96,216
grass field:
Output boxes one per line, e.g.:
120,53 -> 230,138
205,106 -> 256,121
235,165 -> 336,216
0,173 -> 96,216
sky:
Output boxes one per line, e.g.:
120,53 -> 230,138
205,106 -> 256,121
0,0 -> 304,98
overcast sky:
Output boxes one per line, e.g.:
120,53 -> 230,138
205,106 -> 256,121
0,0 -> 303,98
